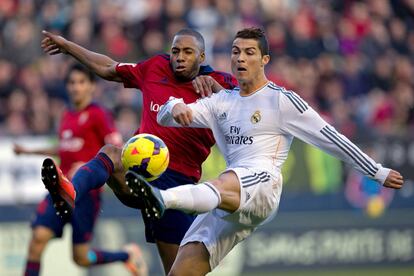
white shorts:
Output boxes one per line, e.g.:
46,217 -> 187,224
180,167 -> 282,270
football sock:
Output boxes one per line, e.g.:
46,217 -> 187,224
24,260 -> 40,276
160,182 -> 221,214
87,249 -> 129,265
72,152 -> 114,202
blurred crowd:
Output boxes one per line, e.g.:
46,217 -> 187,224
0,0 -> 413,140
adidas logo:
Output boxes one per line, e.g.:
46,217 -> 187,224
219,112 -> 227,120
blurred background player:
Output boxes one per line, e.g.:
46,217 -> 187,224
14,64 -> 147,276
40,28 -> 237,273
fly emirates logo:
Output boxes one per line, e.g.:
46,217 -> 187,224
150,101 -> 164,112
225,126 -> 253,145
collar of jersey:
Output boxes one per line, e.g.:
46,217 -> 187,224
238,81 -> 271,97
198,65 -> 214,75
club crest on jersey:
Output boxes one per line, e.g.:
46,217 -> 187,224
251,111 -> 261,124
79,112 -> 89,125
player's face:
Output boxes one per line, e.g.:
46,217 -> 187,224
170,35 -> 205,81
231,38 -> 269,84
66,71 -> 94,108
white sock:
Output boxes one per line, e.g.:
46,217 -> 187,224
160,182 -> 221,214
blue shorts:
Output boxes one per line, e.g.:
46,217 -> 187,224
32,190 -> 101,244
142,169 -> 196,244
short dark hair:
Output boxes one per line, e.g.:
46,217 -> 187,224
66,63 -> 95,83
235,27 -> 269,56
174,28 -> 205,51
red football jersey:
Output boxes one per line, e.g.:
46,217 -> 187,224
58,103 -> 121,176
116,54 -> 237,181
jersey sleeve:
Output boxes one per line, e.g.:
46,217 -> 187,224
93,108 -> 123,147
115,60 -> 150,89
157,96 -> 216,129
278,89 -> 390,184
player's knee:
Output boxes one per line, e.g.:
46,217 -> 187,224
28,229 -> 51,258
99,145 -> 124,172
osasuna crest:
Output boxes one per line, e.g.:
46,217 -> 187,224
251,111 -> 261,124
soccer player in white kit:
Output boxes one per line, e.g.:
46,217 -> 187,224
125,27 -> 404,275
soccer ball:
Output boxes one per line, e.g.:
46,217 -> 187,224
121,133 -> 169,181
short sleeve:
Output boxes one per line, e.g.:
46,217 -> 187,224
93,107 -> 122,146
115,60 -> 149,89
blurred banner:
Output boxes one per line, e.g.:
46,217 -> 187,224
0,137 -> 53,205
0,196 -> 413,276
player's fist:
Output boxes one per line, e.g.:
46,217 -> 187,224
13,143 -> 26,155
383,169 -> 404,189
41,30 -> 68,55
172,103 -> 193,126
192,76 -> 223,98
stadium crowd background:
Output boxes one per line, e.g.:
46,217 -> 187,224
0,0 -> 413,142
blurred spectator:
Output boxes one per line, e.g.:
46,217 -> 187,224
0,0 -> 412,141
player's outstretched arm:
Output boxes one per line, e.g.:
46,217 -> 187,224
383,169 -> 404,189
13,143 -> 58,156
278,89 -> 403,187
41,30 -> 122,82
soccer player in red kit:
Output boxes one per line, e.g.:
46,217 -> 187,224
14,64 -> 147,276
40,28 -> 237,273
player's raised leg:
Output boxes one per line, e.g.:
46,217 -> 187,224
41,158 -> 76,219
42,144 -> 139,218
125,170 -> 241,219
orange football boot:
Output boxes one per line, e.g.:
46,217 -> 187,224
124,243 -> 148,276
41,158 -> 76,220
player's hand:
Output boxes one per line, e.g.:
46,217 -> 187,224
13,144 -> 26,155
41,30 -> 68,55
383,169 -> 404,189
192,76 -> 223,98
172,103 -> 193,126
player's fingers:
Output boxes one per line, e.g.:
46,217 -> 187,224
42,30 -> 53,38
48,48 -> 62,55
384,180 -> 403,189
180,115 -> 190,126
186,110 -> 193,124
200,79 -> 213,98
41,37 -> 50,46
192,79 -> 202,95
43,44 -> 58,52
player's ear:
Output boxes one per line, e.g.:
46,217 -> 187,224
200,51 -> 205,63
262,55 -> 270,66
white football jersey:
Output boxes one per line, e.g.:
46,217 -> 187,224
157,81 -> 390,184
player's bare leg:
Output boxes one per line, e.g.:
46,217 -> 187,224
127,170 -> 241,218
210,171 -> 241,212
168,242 -> 210,276
155,240 -> 179,274
71,243 -> 147,275
25,226 -> 54,266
